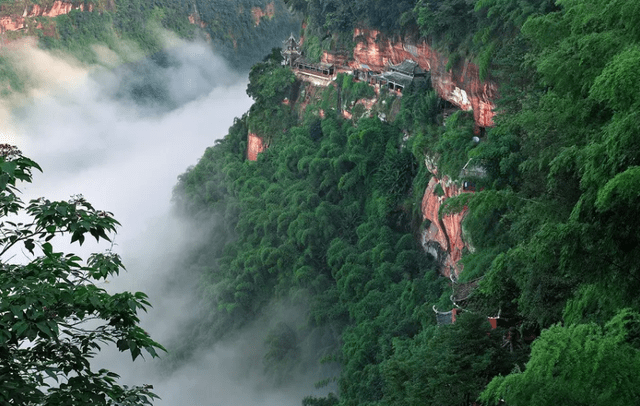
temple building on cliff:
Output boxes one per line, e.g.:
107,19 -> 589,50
370,60 -> 427,92
294,58 -> 335,76
281,34 -> 335,76
281,33 -> 301,67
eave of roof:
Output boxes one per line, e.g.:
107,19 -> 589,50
375,71 -> 414,87
389,59 -> 425,76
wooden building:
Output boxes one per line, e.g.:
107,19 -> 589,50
371,59 -> 427,92
281,34 -> 335,77
294,58 -> 335,76
281,33 -> 301,67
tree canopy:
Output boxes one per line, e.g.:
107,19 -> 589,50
0,145 -> 164,405
44,0 -> 640,404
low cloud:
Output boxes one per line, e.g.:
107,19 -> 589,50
4,37 -> 333,405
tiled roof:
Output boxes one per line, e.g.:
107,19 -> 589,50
381,71 -> 414,87
436,310 -> 453,325
389,59 -> 425,76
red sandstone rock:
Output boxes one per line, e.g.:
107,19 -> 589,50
0,1 -> 92,34
32,1 -> 73,17
0,16 -> 22,32
247,132 -> 266,161
350,29 -> 496,128
251,2 -> 275,26
321,50 -> 350,68
188,13 -> 207,28
421,163 -> 470,278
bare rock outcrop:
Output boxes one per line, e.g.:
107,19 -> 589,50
251,2 -> 275,26
344,28 -> 497,128
0,1 -> 93,34
421,158 -> 470,278
247,132 -> 266,161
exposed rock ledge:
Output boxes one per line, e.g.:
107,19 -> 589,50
421,157 -> 470,278
247,132 -> 266,161
251,2 -> 275,26
323,28 -> 497,128
0,1 -> 94,33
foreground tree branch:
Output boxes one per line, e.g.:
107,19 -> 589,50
0,144 -> 165,405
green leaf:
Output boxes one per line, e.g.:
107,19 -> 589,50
0,161 -> 17,175
44,368 -> 59,383
36,321 -> 53,337
116,339 -> 129,351
145,346 -> 158,358
24,238 -> 35,255
10,305 -> 24,318
70,230 -> 85,245
13,321 -> 29,337
42,242 -> 53,254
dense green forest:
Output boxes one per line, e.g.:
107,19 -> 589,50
174,0 -> 640,405
45,0 -> 299,67
2,0 -> 640,404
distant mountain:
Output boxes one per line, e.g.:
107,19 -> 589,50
0,0 -> 300,97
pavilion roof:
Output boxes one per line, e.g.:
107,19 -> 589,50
388,59 -> 425,77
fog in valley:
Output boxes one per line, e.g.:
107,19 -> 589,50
1,37 -> 330,405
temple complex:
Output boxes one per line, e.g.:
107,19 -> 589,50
370,60 -> 427,92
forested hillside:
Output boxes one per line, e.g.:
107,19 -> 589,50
175,0 -> 640,405
0,0 -> 299,99
1,0 -> 639,404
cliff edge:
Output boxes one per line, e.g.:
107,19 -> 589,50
323,28 -> 497,128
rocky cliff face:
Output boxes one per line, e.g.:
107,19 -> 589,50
420,157 -> 469,278
247,132 -> 266,161
0,1 -> 92,33
324,28 -> 497,128
250,28 -> 485,273
251,2 -> 275,26
330,29 -> 488,274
